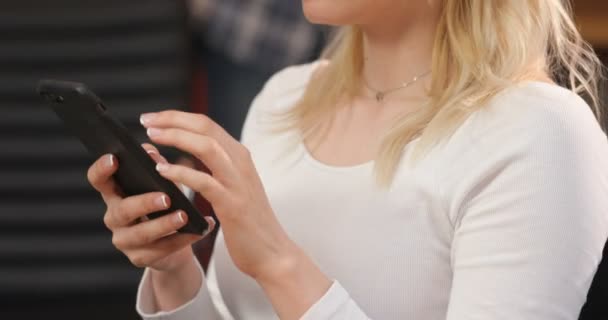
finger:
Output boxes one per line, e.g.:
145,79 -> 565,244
140,110 -> 236,150
126,232 -> 204,268
155,162 -> 226,204
141,143 -> 169,164
141,143 -> 159,154
113,210 -> 189,249
106,192 -> 170,229
126,216 -> 216,257
202,216 -> 217,237
147,128 -> 237,182
141,143 -> 190,195
87,154 -> 121,203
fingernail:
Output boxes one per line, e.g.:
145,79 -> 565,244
146,149 -> 169,164
155,195 -> 169,209
146,149 -> 160,162
156,163 -> 169,172
147,128 -> 162,137
140,113 -> 157,126
174,211 -> 186,225
204,216 -> 216,232
107,155 -> 115,167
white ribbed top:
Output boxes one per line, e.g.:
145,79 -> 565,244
137,62 -> 608,320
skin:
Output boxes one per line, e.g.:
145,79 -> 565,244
87,0 -> 546,319
303,0 -> 443,165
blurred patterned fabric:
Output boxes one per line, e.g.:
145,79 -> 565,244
190,0 -> 326,72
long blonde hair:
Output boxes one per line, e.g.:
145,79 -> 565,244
282,0 -> 604,185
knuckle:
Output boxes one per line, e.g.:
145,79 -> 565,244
195,176 -> 211,193
239,148 -> 255,175
197,139 -> 218,158
114,202 -> 127,224
166,130 -> 182,144
196,114 -> 210,129
198,115 -> 217,136
86,163 -> 98,185
168,164 -> 183,180
209,139 -> 222,154
111,234 -> 123,249
134,227 -> 152,245
163,128 -> 176,140
115,202 -> 134,226
129,254 -> 148,268
163,109 -> 178,121
143,194 -> 159,213
240,146 -> 252,160
160,215 -> 178,233
103,211 -> 113,229
86,169 -> 94,185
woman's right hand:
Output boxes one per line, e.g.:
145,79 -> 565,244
86,144 -> 208,273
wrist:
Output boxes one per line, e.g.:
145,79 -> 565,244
155,245 -> 196,272
150,254 -> 202,312
151,252 -> 198,285
253,242 -> 303,287
254,245 -> 332,320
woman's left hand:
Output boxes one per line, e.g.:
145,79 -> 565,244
140,110 -> 300,283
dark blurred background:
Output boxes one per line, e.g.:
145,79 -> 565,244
0,0 -> 605,319
575,3 -> 608,319
0,0 -> 325,319
0,1 -> 192,319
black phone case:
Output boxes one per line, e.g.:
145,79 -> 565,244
37,79 -> 210,235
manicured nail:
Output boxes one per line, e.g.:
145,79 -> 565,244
146,149 -> 160,162
156,163 -> 169,172
205,216 -> 216,232
174,211 -> 186,225
140,113 -> 157,126
107,154 -> 115,167
146,149 -> 169,165
147,128 -> 162,137
155,195 -> 169,209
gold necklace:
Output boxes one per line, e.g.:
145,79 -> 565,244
363,70 -> 431,102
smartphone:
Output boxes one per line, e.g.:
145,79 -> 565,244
37,79 -> 211,235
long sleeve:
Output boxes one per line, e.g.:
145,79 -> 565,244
443,90 -> 608,319
136,257 -> 225,320
299,281 -> 371,319
132,63 -> 607,319
297,85 -> 608,320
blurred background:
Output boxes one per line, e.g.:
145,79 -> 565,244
0,1 -> 605,319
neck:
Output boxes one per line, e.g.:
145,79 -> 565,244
359,5 -> 440,92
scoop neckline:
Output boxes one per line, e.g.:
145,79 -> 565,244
295,80 -> 564,173
299,142 -> 375,172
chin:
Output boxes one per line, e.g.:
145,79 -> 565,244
302,0 -> 367,26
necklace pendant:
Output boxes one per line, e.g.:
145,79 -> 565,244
375,92 -> 385,102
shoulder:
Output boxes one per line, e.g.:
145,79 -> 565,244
439,81 -> 608,214
460,81 -> 607,157
255,60 -> 326,111
441,82 -> 608,242
240,60 -> 325,144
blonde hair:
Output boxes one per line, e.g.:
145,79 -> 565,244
282,0 -> 604,185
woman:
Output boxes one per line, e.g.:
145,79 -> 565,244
87,0 -> 608,319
